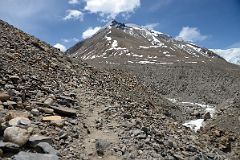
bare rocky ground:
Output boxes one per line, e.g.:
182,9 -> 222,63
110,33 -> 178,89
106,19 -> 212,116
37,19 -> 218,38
0,19 -> 240,160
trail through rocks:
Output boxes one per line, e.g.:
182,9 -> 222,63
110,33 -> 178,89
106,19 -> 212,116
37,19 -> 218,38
76,87 -> 121,160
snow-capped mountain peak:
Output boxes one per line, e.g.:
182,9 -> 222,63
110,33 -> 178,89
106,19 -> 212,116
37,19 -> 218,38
67,20 -> 224,66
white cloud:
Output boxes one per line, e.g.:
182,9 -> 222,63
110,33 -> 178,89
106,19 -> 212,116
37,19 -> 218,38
82,26 -> 101,39
142,23 -> 159,30
62,38 -> 79,43
64,10 -> 84,21
176,26 -> 207,42
68,0 -> 80,4
54,43 -> 67,52
84,0 -> 140,19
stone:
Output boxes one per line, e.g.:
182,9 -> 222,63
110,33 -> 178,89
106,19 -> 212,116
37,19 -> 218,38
9,75 -> 20,83
0,141 -> 20,153
50,106 -> 77,116
5,111 -> 29,120
42,116 -> 62,122
59,95 -> 76,104
95,139 -> 110,156
4,127 -> 29,146
203,112 -> 211,120
8,117 -> 31,127
3,100 -> 17,107
35,142 -> 59,155
0,148 -> 2,157
39,107 -> 54,114
44,97 -> 54,106
50,120 -> 64,127
0,92 -> 10,101
0,104 -> 4,111
12,151 -> 59,160
28,135 -> 52,147
31,109 -> 40,116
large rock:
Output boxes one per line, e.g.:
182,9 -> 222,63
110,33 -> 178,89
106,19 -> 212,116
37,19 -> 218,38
12,151 -> 59,160
0,92 -> 10,101
50,106 -> 77,116
4,127 -> 29,146
28,135 -> 52,147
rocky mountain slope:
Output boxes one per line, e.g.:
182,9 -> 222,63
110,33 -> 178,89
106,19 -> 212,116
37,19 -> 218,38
211,48 -> 240,65
1,19 -> 240,160
67,20 -> 240,105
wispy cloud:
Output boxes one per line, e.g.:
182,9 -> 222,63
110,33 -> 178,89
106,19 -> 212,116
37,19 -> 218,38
82,26 -> 101,39
68,0 -> 80,4
148,0 -> 173,12
142,23 -> 159,30
84,0 -> 140,20
64,9 -> 84,21
176,26 -> 207,42
54,43 -> 67,52
227,41 -> 240,49
62,38 -> 80,43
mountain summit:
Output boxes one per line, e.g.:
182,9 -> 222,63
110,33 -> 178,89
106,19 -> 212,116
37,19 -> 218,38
67,20 -> 223,65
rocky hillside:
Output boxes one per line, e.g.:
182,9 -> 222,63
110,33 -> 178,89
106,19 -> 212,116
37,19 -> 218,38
1,19 -> 240,160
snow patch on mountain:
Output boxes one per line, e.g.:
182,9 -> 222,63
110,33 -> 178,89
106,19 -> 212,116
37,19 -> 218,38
210,48 -> 240,65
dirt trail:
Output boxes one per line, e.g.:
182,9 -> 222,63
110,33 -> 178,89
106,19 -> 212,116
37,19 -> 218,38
76,88 -> 121,160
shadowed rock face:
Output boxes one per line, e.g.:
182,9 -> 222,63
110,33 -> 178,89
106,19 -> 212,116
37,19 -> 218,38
67,20 -> 240,105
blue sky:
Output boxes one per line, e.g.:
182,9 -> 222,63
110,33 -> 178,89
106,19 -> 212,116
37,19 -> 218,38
0,0 -> 239,51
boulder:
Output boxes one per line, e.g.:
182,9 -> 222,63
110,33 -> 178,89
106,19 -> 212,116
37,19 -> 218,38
4,127 -> 29,146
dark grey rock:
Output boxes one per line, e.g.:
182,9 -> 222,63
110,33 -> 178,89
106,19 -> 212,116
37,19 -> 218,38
203,112 -> 211,120
95,139 -> 110,156
12,151 -> 59,160
28,135 -> 52,147
50,106 -> 77,116
0,141 -> 20,153
35,142 -> 59,155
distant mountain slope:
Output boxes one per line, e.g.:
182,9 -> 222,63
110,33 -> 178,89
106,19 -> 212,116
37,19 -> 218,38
67,20 -> 240,104
211,48 -> 240,65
